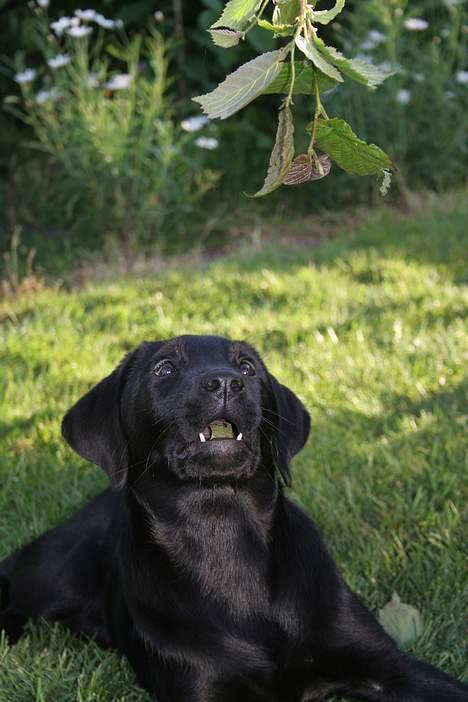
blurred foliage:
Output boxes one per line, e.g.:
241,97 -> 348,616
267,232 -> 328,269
0,0 -> 467,267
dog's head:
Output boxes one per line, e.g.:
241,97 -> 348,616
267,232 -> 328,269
62,335 -> 310,488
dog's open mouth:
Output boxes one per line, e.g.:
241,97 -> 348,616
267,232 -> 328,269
198,420 -> 243,443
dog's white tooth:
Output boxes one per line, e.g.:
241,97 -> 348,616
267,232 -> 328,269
199,433 -> 206,443
236,433 -> 243,441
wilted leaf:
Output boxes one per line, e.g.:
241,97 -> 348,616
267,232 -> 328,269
209,28 -> 244,48
258,19 -> 296,36
250,105 -> 295,197
211,0 -> 263,32
193,48 -> 289,120
378,593 -> 424,645
283,153 -> 331,184
315,39 -> 394,89
263,62 -> 338,95
295,35 -> 343,83
380,169 -> 393,196
313,117 -> 394,175
310,0 -> 346,25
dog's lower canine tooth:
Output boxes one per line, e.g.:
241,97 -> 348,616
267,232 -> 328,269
236,433 -> 243,441
199,433 -> 206,442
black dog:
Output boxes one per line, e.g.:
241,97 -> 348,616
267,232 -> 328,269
1,335 -> 467,701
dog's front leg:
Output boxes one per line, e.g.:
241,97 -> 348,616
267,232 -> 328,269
316,587 -> 468,702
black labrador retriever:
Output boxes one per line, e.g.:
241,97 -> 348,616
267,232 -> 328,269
0,335 -> 467,701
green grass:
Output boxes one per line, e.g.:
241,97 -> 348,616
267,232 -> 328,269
1,193 -> 467,701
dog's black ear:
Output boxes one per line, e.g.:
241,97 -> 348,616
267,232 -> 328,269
267,376 -> 311,487
61,349 -> 139,488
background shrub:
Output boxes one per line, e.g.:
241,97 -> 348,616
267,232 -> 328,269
0,0 -> 466,270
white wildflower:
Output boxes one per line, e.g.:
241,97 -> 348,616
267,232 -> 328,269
86,73 -> 99,87
369,30 -> 386,44
195,137 -> 219,151
47,53 -> 72,69
154,11 -> 164,22
50,16 -> 78,35
105,73 -> 133,91
15,68 -> 37,84
456,70 -> 468,84
67,24 -> 93,38
396,89 -> 411,105
75,9 -> 99,21
95,16 -> 115,29
361,29 -> 386,51
115,19 -> 124,29
75,9 -> 115,28
36,87 -> 60,103
404,18 -> 429,31
181,115 -> 210,132
37,0 -> 50,7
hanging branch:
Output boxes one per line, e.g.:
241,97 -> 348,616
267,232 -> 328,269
193,0 -> 395,197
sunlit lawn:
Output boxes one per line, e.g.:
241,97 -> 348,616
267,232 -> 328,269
0,194 -> 467,701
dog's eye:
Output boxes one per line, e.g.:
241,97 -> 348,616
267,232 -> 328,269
153,360 -> 176,377
239,359 -> 256,376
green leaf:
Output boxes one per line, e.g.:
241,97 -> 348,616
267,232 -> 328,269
273,0 -> 300,26
378,593 -> 424,646
193,48 -> 289,120
295,35 -> 343,83
258,19 -> 296,37
263,62 -> 338,95
211,0 -> 263,31
309,0 -> 346,25
209,28 -> 244,47
315,38 -> 394,89
313,117 -> 394,175
250,105 -> 295,197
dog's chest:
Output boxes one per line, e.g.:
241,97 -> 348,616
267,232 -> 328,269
151,505 -> 271,617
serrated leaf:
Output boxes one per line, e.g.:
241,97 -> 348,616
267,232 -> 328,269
313,117 -> 394,175
263,62 -> 338,95
310,0 -> 346,25
209,28 -> 244,47
258,19 -> 296,37
211,0 -> 263,31
193,48 -> 289,120
315,38 -> 393,89
250,105 -> 295,197
283,153 -> 331,184
378,593 -> 424,646
295,35 -> 343,83
273,0 -> 300,26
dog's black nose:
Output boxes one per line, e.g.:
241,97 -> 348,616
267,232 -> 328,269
201,374 -> 244,394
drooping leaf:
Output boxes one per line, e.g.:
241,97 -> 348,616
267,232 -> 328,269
309,0 -> 346,25
258,19 -> 296,37
378,593 -> 424,646
211,0 -> 263,31
380,169 -> 393,196
250,105 -> 295,197
273,0 -> 300,26
313,117 -> 394,175
193,48 -> 289,120
209,27 -> 244,48
263,62 -> 338,95
283,153 -> 331,184
295,35 -> 343,83
315,38 -> 394,89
